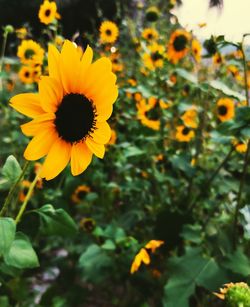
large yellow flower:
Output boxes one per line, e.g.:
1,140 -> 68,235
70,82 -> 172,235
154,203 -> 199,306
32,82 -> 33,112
38,0 -> 60,25
167,29 -> 190,64
10,40 -> 118,180
17,40 -> 44,65
99,21 -> 119,44
216,98 -> 235,122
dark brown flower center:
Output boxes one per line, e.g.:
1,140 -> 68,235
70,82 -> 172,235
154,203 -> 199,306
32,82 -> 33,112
218,105 -> 228,116
147,33 -> 153,39
24,49 -> 35,59
182,127 -> 190,135
106,29 -> 112,36
24,71 -> 30,78
77,190 -> 87,199
55,93 -> 96,143
151,51 -> 163,61
45,9 -> 51,17
173,35 -> 188,52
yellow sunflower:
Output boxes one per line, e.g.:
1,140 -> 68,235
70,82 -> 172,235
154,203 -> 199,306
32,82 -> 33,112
176,125 -> 195,142
99,21 -> 119,44
216,98 -> 235,122
142,28 -> 159,41
233,139 -> 247,153
213,52 -> 224,65
181,107 -> 198,128
10,40 -> 118,180
137,98 -> 160,131
167,29 -> 190,64
38,0 -> 60,25
17,40 -> 44,65
143,42 -> 165,70
192,39 -> 202,63
72,185 -> 91,203
19,66 -> 34,84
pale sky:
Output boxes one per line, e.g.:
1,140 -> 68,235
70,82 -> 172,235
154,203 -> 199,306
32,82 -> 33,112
172,0 -> 250,43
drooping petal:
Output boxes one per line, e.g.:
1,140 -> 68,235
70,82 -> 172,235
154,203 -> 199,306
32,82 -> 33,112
71,141 -> 93,176
24,125 -> 57,161
60,40 -> 81,94
10,93 -> 44,118
39,77 -> 63,113
48,44 -> 60,82
40,138 -> 72,180
90,121 -> 111,144
21,113 -> 55,136
85,138 -> 105,158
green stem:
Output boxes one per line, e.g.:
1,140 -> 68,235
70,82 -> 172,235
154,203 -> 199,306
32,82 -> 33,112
0,32 -> 8,73
0,161 -> 30,217
233,38 -> 250,248
15,172 -> 40,224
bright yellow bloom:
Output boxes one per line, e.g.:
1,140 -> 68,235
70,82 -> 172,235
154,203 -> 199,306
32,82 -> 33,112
142,42 -> 165,70
16,27 -> 28,40
181,107 -> 198,128
38,0 -> 60,25
192,39 -> 202,63
145,240 -> 164,253
10,41 -> 118,180
130,248 -> 150,274
216,98 -> 235,122
167,29 -> 190,64
71,185 -> 91,203
17,40 -> 44,65
213,53 -> 224,65
233,139 -> 247,153
99,21 -> 119,44
142,28 -> 159,41
176,125 -> 195,142
18,66 -> 34,84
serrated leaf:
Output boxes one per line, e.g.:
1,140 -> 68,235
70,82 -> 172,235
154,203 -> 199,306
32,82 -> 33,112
2,156 -> 22,184
35,204 -> 78,237
0,218 -> 16,256
4,232 -> 39,269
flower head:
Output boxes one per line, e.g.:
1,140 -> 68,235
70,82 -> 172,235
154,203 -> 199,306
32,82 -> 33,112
10,41 -> 118,180
214,282 -> 250,306
216,98 -> 235,122
99,21 -> 119,44
17,40 -> 44,65
168,29 -> 190,64
176,125 -> 195,142
38,0 -> 60,25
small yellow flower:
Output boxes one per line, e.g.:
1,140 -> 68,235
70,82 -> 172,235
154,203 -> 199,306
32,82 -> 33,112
38,0 -> 60,25
176,125 -> 195,142
130,248 -> 150,274
167,29 -> 190,64
217,98 -> 235,122
213,52 -> 224,65
19,66 -> 34,84
17,40 -> 44,65
142,28 -> 159,41
181,107 -> 198,128
192,39 -> 202,63
99,21 -> 119,44
145,240 -> 164,253
72,185 -> 91,203
233,139 -> 247,153
142,42 -> 165,70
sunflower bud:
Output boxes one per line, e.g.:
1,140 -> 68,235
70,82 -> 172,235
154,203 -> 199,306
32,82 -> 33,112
146,6 -> 160,22
225,283 -> 250,307
3,25 -> 14,36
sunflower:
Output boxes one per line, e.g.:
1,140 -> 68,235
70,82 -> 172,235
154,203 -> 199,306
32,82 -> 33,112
142,28 -> 159,41
137,98 -> 160,131
192,39 -> 202,63
213,52 -> 224,65
216,98 -> 235,122
10,41 -> 118,180
175,125 -> 195,142
181,107 -> 198,128
167,29 -> 190,64
19,66 -> 34,84
142,42 -> 165,70
79,217 -> 96,232
99,21 -> 119,44
233,139 -> 247,153
17,40 -> 44,65
38,0 -> 60,25
145,6 -> 160,22
72,185 -> 91,203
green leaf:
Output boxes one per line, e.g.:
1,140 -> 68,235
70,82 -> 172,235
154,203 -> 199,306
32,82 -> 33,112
0,296 -> 9,307
208,80 -> 245,101
102,239 -> 116,250
181,224 -> 203,244
2,155 -> 22,184
78,244 -> 112,282
4,232 -> 39,269
0,218 -> 16,256
124,146 -> 144,158
175,68 -> 198,84
35,204 -> 78,237
222,249 -> 250,276
163,248 -> 228,307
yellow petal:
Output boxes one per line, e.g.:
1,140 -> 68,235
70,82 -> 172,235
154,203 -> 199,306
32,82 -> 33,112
94,85 -> 118,106
71,142 -> 93,176
10,93 -> 44,118
85,138 -> 105,158
85,71 -> 117,98
48,44 -> 60,82
40,138 -> 72,180
90,121 -> 111,144
95,103 -> 113,122
60,40 -> 81,93
39,77 -> 62,113
24,126 -> 57,161
21,113 -> 55,136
